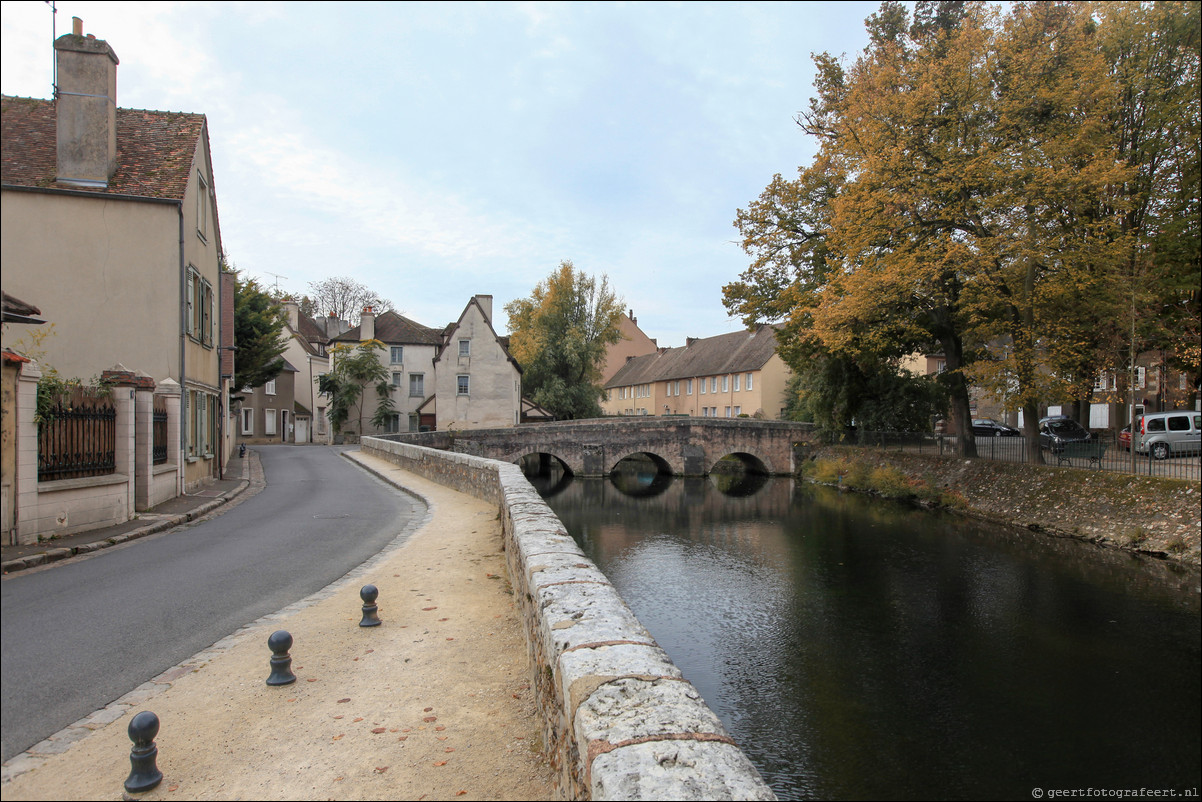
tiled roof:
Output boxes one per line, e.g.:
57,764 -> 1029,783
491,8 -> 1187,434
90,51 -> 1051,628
606,325 -> 781,388
296,311 -> 329,347
1,95 -> 204,200
332,311 -> 444,346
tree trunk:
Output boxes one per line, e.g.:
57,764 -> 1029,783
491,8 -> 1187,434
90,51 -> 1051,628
1024,399 -> 1044,465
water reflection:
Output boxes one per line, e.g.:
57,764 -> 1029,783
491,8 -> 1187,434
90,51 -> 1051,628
539,475 -> 1202,801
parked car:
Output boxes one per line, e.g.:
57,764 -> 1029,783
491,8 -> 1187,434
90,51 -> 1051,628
1118,424 -> 1131,451
1135,410 -> 1202,460
1038,415 -> 1092,453
971,418 -> 1021,437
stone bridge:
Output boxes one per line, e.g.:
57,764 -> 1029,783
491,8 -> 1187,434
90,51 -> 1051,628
379,417 -> 816,477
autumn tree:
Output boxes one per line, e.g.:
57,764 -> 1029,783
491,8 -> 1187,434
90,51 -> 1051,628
304,277 -> 394,326
232,274 -> 288,393
725,0 -> 1172,460
504,261 -> 624,420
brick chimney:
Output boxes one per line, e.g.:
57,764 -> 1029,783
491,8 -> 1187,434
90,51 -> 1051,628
359,306 -> 375,341
54,18 -> 120,188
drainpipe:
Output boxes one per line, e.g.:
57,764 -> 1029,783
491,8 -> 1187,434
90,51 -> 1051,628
178,202 -> 187,495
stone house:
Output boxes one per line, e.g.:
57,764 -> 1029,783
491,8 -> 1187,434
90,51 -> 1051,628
602,325 -> 791,419
1,21 -> 227,487
431,295 -> 523,431
1,20 -> 227,541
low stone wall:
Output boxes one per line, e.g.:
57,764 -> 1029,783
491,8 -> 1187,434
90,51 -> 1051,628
361,437 -> 775,801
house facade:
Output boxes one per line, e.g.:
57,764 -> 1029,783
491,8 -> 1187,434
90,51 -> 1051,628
1,21 -> 226,498
329,307 -> 445,437
432,295 -> 522,431
600,310 -> 659,384
602,325 -> 791,419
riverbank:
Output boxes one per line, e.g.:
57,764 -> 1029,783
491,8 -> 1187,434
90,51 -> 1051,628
805,446 -> 1202,568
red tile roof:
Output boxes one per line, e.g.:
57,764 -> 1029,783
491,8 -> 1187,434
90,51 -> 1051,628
1,95 -> 205,200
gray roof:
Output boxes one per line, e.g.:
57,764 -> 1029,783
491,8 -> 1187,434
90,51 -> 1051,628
605,325 -> 780,388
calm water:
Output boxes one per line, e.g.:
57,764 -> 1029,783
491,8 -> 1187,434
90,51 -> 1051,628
535,471 -> 1202,801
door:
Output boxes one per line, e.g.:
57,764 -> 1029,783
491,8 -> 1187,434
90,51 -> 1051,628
296,417 -> 310,444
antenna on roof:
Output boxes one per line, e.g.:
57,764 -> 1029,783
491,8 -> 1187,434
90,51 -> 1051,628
263,271 -> 288,295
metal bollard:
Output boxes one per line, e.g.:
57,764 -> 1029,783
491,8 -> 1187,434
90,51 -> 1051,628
266,630 -> 297,686
124,711 -> 163,793
359,584 -> 381,627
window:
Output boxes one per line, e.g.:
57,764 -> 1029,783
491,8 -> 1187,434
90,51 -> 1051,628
186,267 -> 214,346
725,406 -> 731,417
700,379 -> 707,394
459,339 -> 471,357
265,409 -> 277,436
733,374 -> 741,391
391,346 -> 404,364
457,375 -> 470,395
186,390 -> 216,457
384,414 -> 401,433
1179,374 -> 1188,391
1136,366 -> 1146,389
686,379 -> 693,395
733,406 -> 741,416
746,373 -> 753,390
710,377 -> 718,393
722,375 -> 729,392
675,381 -> 681,395
265,379 -> 277,396
196,172 -> 209,241
409,373 -> 424,397
392,371 -> 402,387
241,408 -> 254,435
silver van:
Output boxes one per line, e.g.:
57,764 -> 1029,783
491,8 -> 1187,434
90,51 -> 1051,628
1135,410 -> 1202,459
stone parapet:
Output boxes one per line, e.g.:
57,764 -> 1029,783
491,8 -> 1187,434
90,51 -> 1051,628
361,436 -> 775,801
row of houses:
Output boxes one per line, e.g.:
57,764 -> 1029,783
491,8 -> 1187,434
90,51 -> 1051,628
238,295 -> 529,444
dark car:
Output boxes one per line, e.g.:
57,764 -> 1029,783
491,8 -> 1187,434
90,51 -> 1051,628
1038,415 -> 1092,453
971,418 -> 1021,437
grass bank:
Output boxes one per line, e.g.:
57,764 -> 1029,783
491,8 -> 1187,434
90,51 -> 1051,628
800,446 -> 1201,567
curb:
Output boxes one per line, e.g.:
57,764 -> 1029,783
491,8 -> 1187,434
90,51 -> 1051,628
1,477 -> 251,576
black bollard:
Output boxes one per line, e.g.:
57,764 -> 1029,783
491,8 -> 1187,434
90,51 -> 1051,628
124,711 -> 163,793
359,584 -> 381,627
266,630 -> 297,686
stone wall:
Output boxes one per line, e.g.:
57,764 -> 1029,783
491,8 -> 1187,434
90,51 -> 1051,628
360,437 -> 775,801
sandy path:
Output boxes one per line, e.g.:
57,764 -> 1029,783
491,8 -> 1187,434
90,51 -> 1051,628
1,452 -> 557,801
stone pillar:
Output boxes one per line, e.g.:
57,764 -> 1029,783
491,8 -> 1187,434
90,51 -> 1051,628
14,360 -> 42,545
133,380 -> 157,510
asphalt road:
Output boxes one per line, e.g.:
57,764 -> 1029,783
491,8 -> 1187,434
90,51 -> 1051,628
0,445 -> 423,763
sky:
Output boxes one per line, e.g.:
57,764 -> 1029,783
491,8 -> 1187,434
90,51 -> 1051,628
1,0 -> 882,347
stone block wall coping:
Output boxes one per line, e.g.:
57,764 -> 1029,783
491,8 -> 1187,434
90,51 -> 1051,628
361,436 -> 775,801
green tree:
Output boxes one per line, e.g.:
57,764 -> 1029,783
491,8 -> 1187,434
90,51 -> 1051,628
233,275 -> 288,393
318,340 -> 393,438
504,261 -> 624,420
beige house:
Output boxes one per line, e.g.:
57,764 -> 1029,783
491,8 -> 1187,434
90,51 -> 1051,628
432,295 -> 523,430
601,311 -> 659,384
603,325 -> 791,419
1,21 -> 226,495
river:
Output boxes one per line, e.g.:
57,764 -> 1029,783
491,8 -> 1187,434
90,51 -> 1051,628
533,470 -> 1201,801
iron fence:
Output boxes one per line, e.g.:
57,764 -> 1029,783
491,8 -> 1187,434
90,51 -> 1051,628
38,395 -> 117,481
819,428 -> 1201,482
152,403 -> 169,465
